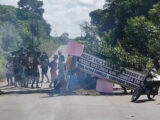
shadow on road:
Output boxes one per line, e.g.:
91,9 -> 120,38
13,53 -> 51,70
0,85 -> 133,98
100,92 -> 132,96
41,90 -> 132,99
41,90 -> 76,98
0,86 -> 53,95
133,99 -> 156,103
0,85 -> 76,97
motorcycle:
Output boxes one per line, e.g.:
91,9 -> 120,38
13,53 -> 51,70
131,69 -> 160,102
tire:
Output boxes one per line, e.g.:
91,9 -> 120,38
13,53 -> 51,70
131,87 -> 143,102
147,86 -> 159,100
147,93 -> 155,100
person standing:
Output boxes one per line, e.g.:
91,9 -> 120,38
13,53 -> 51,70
40,52 -> 49,83
57,55 -> 66,90
6,59 -> 14,86
67,70 -> 78,91
31,52 -> 41,88
19,52 -> 28,87
49,55 -> 58,88
23,51 -> 32,87
58,51 -> 63,61
66,55 -> 72,73
13,57 -> 22,87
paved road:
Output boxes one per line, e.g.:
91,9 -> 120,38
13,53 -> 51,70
1,45 -> 160,120
0,87 -> 160,120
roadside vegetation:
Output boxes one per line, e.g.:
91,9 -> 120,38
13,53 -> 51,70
0,0 -> 63,81
77,0 -> 160,72
1,0 -> 160,80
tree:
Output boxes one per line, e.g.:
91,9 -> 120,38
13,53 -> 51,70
87,0 -> 160,71
0,22 -> 21,51
59,33 -> 69,44
148,2 -> 160,57
122,16 -> 158,57
149,2 -> 160,26
90,9 -> 116,37
99,42 -> 149,71
18,0 -> 44,17
90,0 -> 160,42
17,0 -> 51,49
79,22 -> 101,52
0,5 -> 17,23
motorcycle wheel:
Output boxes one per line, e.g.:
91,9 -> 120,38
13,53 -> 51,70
147,86 -> 159,100
147,94 -> 155,100
131,87 -> 143,102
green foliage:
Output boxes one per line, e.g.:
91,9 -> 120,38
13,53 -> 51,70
0,5 -> 17,23
89,0 -> 160,71
149,2 -> 160,26
0,3 -> 60,77
0,22 -> 21,51
123,16 -> 158,56
18,0 -> 44,17
99,42 -> 148,71
80,22 -> 99,49
91,0 -> 159,39
90,9 -> 115,36
0,4 -> 52,51
147,2 -> 160,57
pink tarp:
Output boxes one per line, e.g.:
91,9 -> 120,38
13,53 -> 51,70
96,79 -> 114,93
66,41 -> 84,56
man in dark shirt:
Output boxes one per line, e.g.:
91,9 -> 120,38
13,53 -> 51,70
31,52 -> 41,88
40,52 -> 49,83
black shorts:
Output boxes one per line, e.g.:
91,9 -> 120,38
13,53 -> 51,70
6,73 -> 13,78
42,67 -> 48,74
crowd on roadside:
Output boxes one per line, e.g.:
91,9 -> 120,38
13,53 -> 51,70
5,48 -> 96,91
5,48 -> 48,88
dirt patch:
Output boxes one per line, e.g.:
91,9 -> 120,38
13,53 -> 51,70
0,80 -> 6,87
74,89 -> 100,96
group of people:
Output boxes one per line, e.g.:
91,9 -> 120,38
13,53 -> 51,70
5,48 -> 82,91
49,52 -> 80,91
5,48 -> 50,88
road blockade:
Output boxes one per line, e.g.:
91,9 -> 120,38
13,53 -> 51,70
77,52 -> 145,90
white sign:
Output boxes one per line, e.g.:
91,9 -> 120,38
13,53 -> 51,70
77,53 -> 145,89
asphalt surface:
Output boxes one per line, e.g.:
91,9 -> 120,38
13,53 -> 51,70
0,84 -> 160,120
1,45 -> 160,120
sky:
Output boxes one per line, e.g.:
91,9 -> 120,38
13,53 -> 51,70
0,0 -> 104,38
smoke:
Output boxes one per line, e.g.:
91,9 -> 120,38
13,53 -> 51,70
0,22 -> 22,52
